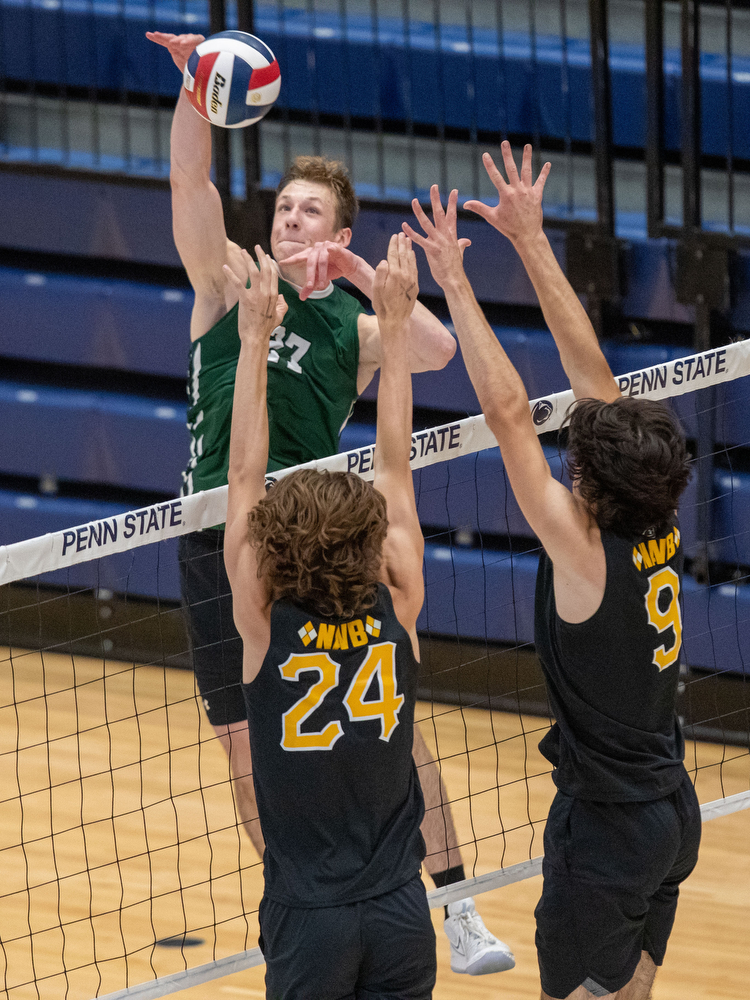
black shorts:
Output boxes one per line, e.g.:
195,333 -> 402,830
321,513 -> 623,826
535,772 -> 701,999
259,876 -> 437,1000
178,529 -> 247,727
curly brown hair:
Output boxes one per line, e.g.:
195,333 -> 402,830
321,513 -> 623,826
248,469 -> 387,618
565,396 -> 692,538
276,155 -> 359,231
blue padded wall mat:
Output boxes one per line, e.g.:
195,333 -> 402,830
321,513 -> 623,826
0,380 -> 188,493
0,267 -> 192,378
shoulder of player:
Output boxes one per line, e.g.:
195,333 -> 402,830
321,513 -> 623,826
541,493 -> 605,575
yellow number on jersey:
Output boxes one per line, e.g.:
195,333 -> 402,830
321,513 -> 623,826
644,566 -> 683,671
343,642 -> 405,741
279,653 -> 343,751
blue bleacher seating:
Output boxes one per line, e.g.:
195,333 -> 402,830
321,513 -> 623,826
361,327 -> 570,410
420,543 -> 538,645
715,366 -> 750,450
0,267 -> 191,378
682,573 -> 750,675
420,541 -> 750,675
712,471 -> 750,567
0,380 -> 188,494
2,1 -> 750,159
343,419 -> 709,562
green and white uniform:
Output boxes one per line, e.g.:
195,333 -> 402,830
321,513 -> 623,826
179,276 -> 365,728
182,276 -> 364,495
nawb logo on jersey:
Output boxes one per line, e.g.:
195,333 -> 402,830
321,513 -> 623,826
298,615 -> 382,650
632,526 -> 681,571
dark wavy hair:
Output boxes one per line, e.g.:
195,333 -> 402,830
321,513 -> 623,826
247,469 -> 387,618
565,396 -> 692,537
276,155 -> 359,231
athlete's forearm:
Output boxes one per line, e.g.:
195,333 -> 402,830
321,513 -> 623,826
375,319 -> 413,478
511,230 -> 619,402
442,271 -> 529,435
228,336 -> 269,492
170,88 -> 212,186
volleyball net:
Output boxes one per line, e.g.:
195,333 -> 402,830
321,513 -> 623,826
1,341 -> 750,999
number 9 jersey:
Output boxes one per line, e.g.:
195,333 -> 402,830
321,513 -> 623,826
241,583 -> 426,908
534,517 -> 687,803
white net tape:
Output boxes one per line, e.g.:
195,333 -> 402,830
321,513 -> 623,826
2,340 -> 748,585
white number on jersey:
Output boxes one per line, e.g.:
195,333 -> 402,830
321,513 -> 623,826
267,326 -> 312,373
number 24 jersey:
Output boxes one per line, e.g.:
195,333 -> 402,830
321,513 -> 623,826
241,584 -> 426,908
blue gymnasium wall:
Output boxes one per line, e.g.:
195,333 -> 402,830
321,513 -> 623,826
1,7 -> 749,675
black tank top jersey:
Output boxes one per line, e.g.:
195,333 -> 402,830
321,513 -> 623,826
534,519 -> 687,802
241,584 -> 426,908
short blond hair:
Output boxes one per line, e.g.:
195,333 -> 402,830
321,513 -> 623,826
276,155 -> 359,231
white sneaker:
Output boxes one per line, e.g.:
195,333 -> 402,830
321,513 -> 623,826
443,897 -> 516,975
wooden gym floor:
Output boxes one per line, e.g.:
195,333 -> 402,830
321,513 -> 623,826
1,648 -> 748,1000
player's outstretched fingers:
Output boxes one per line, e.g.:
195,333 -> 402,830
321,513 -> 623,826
242,247 -> 258,288
316,244 -> 329,290
399,231 -> 412,272
145,31 -> 173,46
409,197 -> 436,240
401,219 -> 427,250
480,151 -> 507,195
373,257 -> 389,307
297,243 -> 320,301
222,262 -> 244,292
444,188 -> 459,227
393,232 -> 407,280
501,140 -> 520,184
258,245 -> 279,310
520,143 -> 534,187
429,184 -> 447,226
253,246 -> 269,297
535,160 -> 552,194
386,232 -> 400,267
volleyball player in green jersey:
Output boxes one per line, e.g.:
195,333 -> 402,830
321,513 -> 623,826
406,143 -> 700,1000
182,268 -> 365,493
147,30 -> 515,975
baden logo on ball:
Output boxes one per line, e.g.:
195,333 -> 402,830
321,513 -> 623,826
184,30 -> 281,128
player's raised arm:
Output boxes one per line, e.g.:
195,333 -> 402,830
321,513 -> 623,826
146,31 -> 234,342
372,234 -> 424,636
464,142 -> 619,403
222,248 -> 288,661
405,187 -> 597,579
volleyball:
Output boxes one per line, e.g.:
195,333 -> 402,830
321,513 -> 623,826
183,31 -> 281,129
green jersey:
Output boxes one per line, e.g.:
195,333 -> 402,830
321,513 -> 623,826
182,276 -> 364,496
